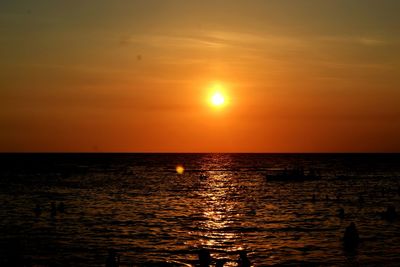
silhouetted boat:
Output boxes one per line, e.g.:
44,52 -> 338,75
265,167 -> 321,182
199,174 -> 208,180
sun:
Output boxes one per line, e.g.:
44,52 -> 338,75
209,83 -> 227,107
211,92 -> 225,106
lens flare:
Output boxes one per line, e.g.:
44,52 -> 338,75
176,165 -> 185,174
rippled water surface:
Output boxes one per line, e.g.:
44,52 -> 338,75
1,153 -> 400,266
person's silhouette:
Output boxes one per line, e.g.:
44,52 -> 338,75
343,222 -> 359,251
198,248 -> 211,267
238,251 -> 251,267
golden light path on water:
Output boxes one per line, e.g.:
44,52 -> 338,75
185,154 -> 247,266
201,172 -> 239,247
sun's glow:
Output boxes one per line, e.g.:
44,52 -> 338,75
176,165 -> 185,174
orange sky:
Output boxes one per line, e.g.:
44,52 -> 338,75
1,1 -> 400,152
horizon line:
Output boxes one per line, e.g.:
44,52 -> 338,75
1,151 -> 399,154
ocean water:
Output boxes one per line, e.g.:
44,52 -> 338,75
0,153 -> 400,266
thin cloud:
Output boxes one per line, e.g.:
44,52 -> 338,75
317,35 -> 387,46
118,30 -> 307,50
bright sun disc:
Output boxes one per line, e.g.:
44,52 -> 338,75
211,92 -> 225,106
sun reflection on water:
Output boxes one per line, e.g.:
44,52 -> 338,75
193,154 -> 247,264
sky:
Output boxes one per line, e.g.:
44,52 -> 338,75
1,0 -> 400,152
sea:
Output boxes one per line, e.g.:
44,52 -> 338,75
0,153 -> 400,266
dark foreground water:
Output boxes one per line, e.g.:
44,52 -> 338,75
1,153 -> 400,266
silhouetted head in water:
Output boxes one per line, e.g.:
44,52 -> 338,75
58,202 -> 65,213
50,202 -> 57,217
358,194 -> 364,204
198,248 -> 211,267
383,205 -> 397,221
338,207 -> 345,219
34,204 -> 42,217
106,249 -> 119,267
343,222 -> 359,251
238,251 -> 251,267
215,259 -> 226,267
